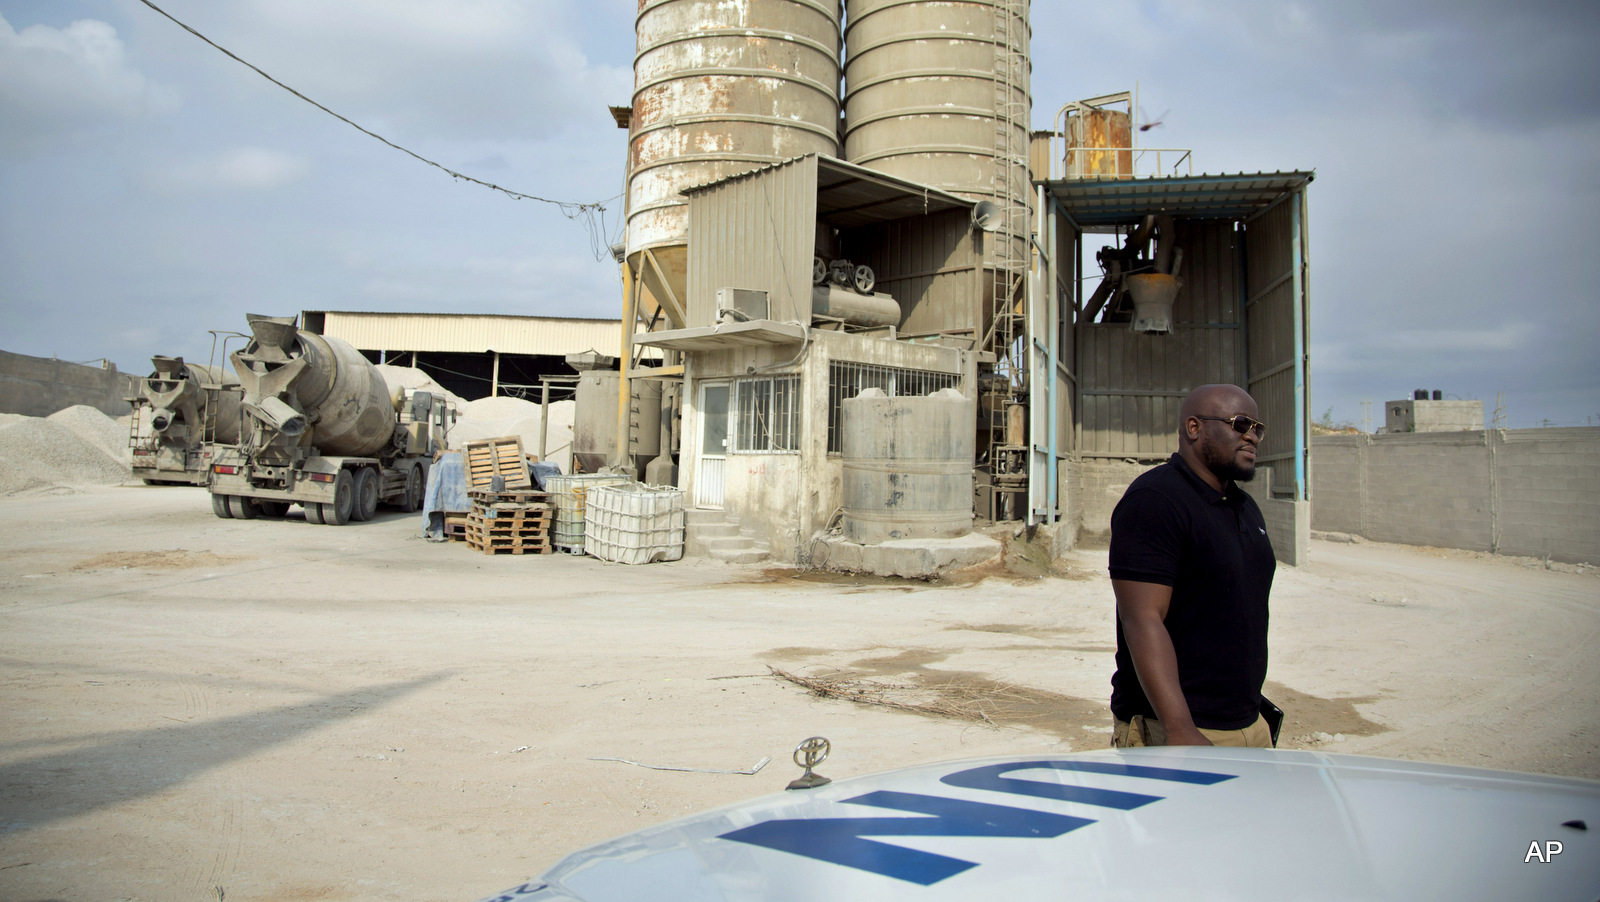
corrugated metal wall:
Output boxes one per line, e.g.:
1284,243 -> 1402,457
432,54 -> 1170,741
848,208 -> 978,337
1243,194 -> 1304,478
1055,214 -> 1078,455
1077,220 -> 1243,457
311,312 -> 623,357
685,157 -> 818,328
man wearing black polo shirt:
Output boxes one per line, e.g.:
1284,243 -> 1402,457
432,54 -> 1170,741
1108,383 -> 1277,747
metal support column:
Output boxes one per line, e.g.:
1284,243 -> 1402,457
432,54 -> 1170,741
1290,189 -> 1307,501
1044,184 -> 1058,521
616,259 -> 636,469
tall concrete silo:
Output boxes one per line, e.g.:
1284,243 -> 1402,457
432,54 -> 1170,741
843,0 -> 1032,275
627,0 -> 844,316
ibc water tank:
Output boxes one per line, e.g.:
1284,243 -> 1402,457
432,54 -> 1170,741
841,387 -> 974,544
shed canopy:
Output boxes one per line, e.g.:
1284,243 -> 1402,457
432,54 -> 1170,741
684,154 -> 975,231
302,311 -> 627,357
1047,171 -> 1314,229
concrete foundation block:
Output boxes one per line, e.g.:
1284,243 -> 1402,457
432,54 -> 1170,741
816,532 -> 1001,579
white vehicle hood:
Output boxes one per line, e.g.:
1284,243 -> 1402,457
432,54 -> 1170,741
474,748 -> 1600,902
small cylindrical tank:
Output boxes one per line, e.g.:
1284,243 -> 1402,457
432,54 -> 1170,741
841,387 -> 974,544
1063,106 -> 1133,178
812,285 -> 901,327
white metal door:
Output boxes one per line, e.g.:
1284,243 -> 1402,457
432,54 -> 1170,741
695,384 -> 728,509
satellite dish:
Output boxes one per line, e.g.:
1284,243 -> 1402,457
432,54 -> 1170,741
971,201 -> 1002,232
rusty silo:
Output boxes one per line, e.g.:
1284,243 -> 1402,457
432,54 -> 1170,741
627,0 -> 843,316
842,0 -> 1032,272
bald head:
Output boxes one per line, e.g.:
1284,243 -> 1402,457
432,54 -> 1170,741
1179,384 -> 1256,434
1178,384 -> 1261,489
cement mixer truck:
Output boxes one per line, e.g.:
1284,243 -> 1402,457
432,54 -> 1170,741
129,356 -> 243,485
208,314 -> 448,524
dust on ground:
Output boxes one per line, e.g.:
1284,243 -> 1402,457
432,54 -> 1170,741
72,550 -> 255,571
0,488 -> 1595,902
765,646 -> 1389,752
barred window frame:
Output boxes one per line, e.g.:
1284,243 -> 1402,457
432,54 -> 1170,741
730,375 -> 800,454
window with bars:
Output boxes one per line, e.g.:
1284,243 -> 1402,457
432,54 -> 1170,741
732,376 -> 800,453
827,361 -> 962,453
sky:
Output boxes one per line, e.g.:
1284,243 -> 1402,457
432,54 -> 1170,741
1,0 -> 1597,429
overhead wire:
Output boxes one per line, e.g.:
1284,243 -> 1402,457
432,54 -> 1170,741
134,0 -> 615,247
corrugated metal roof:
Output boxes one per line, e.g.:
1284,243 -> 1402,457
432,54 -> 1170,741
1047,171 -> 1314,227
304,311 -> 626,357
683,154 -> 974,230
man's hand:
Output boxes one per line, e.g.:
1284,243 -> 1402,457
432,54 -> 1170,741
1114,579 -> 1211,746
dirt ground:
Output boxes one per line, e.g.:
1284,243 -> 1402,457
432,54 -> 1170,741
0,486 -> 1596,902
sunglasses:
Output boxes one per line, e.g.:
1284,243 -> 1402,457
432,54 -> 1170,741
1194,414 -> 1267,439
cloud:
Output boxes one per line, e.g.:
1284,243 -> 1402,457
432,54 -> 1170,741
0,13 -> 176,155
146,147 -> 312,193
183,1 -> 632,143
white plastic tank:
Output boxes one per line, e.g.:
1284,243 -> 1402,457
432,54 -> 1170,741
584,484 -> 686,564
841,387 -> 974,544
546,473 -> 634,553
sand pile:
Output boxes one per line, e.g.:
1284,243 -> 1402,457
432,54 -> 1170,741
375,365 -> 467,411
0,406 -> 133,495
450,397 -> 575,474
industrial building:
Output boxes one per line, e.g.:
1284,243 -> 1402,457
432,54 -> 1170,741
586,0 -> 1313,565
300,310 -> 632,402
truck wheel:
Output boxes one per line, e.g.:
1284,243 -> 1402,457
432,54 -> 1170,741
212,493 -> 233,519
305,502 -> 326,525
398,465 -> 423,513
353,467 -> 379,522
324,470 -> 354,525
226,494 -> 260,519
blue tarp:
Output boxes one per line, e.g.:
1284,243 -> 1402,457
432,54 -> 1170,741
530,460 -> 562,490
421,452 -> 469,541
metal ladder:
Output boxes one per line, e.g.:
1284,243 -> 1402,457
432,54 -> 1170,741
983,0 -> 1030,519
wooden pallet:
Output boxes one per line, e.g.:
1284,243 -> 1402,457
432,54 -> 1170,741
442,512 -> 470,541
464,508 -> 554,555
464,437 -> 533,490
467,488 -> 549,508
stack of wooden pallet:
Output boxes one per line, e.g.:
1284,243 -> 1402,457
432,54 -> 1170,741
464,488 -> 553,555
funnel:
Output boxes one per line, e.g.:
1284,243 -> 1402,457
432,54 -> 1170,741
1125,273 -> 1183,333
245,314 -> 300,362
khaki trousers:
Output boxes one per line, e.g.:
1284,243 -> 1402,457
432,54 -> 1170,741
1112,714 -> 1273,749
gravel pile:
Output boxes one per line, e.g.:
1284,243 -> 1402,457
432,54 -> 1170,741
0,407 -> 133,495
451,397 -> 575,474
49,405 -> 132,461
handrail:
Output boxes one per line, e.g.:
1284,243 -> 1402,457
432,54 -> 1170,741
1037,131 -> 1195,180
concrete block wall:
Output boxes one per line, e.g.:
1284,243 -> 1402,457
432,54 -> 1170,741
1367,432 -> 1493,551
1076,457 -> 1309,566
0,349 -> 137,418
1238,465 -> 1310,566
1311,428 -> 1599,565
1076,458 -> 1160,537
1495,428 -> 1600,563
